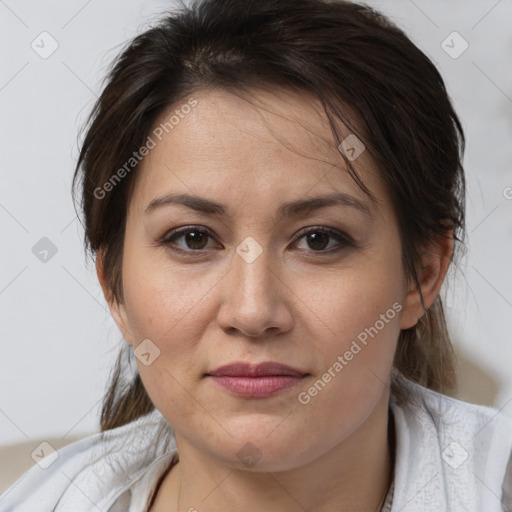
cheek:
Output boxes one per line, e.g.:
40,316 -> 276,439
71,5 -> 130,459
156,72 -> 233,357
308,279 -> 402,393
123,271 -> 209,423
121,252 -> 214,341
119,253 -> 223,401
295,250 -> 405,408
293,290 -> 402,451
307,252 -> 404,350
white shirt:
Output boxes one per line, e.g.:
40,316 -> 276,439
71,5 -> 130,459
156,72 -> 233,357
1,374 -> 511,511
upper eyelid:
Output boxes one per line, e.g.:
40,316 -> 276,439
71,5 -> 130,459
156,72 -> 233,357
294,225 -> 352,241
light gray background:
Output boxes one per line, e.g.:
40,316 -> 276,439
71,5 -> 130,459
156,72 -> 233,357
1,0 -> 511,446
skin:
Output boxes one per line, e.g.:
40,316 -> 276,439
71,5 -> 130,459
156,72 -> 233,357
97,87 -> 452,512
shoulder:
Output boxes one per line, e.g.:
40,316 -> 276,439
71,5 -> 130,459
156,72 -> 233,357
389,374 -> 512,511
398,374 -> 512,443
0,409 -> 177,512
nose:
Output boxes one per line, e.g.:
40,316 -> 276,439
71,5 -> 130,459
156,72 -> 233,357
216,239 -> 293,338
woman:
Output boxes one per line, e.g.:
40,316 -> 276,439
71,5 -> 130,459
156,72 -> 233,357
1,0 -> 511,510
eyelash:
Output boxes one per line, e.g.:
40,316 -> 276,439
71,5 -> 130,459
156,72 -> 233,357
157,225 -> 354,257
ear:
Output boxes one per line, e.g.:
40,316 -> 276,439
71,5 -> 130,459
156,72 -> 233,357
400,232 -> 454,330
96,249 -> 136,346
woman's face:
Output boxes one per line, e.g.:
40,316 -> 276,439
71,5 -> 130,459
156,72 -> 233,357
105,87 -> 418,471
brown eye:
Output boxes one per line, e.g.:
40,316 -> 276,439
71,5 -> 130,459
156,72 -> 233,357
180,230 -> 209,250
304,232 -> 330,251
161,227 -> 217,253
294,227 -> 353,253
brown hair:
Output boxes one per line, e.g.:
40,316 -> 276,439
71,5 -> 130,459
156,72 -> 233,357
72,0 -> 465,431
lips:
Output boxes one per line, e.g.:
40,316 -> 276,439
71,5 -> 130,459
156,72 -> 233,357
206,361 -> 308,378
205,361 -> 309,398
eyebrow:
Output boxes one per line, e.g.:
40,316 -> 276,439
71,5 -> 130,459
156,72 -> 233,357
145,192 -> 373,220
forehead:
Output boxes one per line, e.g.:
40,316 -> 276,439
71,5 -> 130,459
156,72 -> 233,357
130,87 -> 387,220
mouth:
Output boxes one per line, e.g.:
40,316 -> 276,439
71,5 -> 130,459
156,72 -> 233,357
205,361 -> 310,398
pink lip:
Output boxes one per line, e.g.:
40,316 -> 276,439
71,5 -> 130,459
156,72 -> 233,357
206,362 -> 309,398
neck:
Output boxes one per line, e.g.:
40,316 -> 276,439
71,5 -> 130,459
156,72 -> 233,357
151,393 -> 394,512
